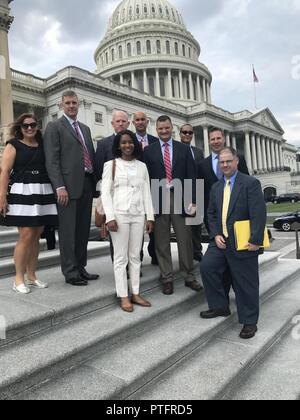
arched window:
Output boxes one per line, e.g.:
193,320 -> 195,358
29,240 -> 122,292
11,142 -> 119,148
175,42 -> 179,55
147,40 -> 151,54
166,7 -> 170,16
129,6 -> 133,17
119,45 -> 123,59
156,40 -> 161,54
127,43 -> 132,57
111,48 -> 115,62
166,40 -> 170,54
182,45 -> 186,57
136,6 -> 140,15
152,5 -> 156,14
137,41 -> 141,55
105,52 -> 108,64
189,47 -> 191,58
159,6 -> 163,14
144,5 -> 148,14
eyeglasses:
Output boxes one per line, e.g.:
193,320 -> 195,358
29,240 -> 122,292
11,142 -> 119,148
21,123 -> 37,130
181,131 -> 194,135
219,160 -> 234,166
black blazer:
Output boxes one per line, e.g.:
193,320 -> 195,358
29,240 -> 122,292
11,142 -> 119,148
198,154 -> 249,218
137,134 -> 159,162
95,135 -> 115,180
191,146 -> 204,166
144,140 -> 196,216
208,172 -> 266,258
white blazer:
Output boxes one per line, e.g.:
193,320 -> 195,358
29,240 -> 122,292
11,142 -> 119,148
101,158 -> 154,223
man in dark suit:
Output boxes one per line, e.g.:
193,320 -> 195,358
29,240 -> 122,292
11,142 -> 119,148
198,127 -> 249,232
200,147 -> 266,339
180,124 -> 204,262
144,115 -> 202,295
132,111 -> 159,265
95,110 -> 130,180
44,91 -> 99,286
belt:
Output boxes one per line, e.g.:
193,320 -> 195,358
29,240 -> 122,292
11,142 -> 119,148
85,172 -> 94,177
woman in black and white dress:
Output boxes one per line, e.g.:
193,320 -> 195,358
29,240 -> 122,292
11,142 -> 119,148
0,114 -> 58,294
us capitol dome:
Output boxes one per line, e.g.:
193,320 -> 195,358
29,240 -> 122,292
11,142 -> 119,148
94,0 -> 212,105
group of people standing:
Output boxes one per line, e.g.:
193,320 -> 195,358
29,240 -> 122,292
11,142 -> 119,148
0,90 -> 267,339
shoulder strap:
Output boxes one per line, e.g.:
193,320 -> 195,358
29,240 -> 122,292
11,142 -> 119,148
112,159 -> 116,181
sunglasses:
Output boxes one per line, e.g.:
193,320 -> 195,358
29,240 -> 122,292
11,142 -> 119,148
21,123 -> 37,130
181,131 -> 194,135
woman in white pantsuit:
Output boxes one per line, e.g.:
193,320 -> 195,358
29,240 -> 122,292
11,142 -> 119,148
101,130 -> 154,312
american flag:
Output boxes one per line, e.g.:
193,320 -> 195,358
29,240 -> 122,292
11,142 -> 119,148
253,66 -> 259,83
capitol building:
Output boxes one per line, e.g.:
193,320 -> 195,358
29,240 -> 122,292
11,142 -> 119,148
1,0 -> 299,199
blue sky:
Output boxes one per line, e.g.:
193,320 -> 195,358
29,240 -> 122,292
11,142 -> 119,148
8,0 -> 300,144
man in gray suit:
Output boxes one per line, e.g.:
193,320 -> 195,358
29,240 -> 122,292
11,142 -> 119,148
44,91 -> 99,286
180,124 -> 204,262
95,110 -> 130,180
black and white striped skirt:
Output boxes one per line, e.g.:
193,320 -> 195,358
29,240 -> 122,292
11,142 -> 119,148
0,173 -> 58,227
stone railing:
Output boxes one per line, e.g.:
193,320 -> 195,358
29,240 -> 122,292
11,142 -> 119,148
11,70 -> 46,87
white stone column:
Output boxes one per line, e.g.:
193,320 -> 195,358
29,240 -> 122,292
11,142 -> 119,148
266,138 -> 272,171
174,74 -> 179,99
155,69 -> 160,97
226,132 -> 231,147
231,134 -> 237,150
120,73 -> 124,85
143,70 -> 149,93
202,77 -> 207,102
256,134 -> 263,172
189,72 -> 193,100
0,1 -> 14,147
131,71 -> 136,89
196,75 -> 202,102
279,143 -> 284,169
167,69 -> 172,98
251,133 -> 258,172
244,132 -> 253,174
207,82 -> 212,104
270,139 -> 276,171
275,141 -> 280,170
203,126 -> 210,158
179,70 -> 184,100
261,136 -> 268,171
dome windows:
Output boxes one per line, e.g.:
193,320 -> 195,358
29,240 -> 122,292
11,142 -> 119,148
144,4 -> 148,14
111,48 -> 115,62
156,40 -> 161,54
127,43 -> 132,57
152,5 -> 156,14
137,41 -> 142,55
147,40 -> 152,54
166,40 -> 170,54
182,45 -> 186,57
136,6 -> 140,15
175,42 -> 179,55
119,45 -> 123,59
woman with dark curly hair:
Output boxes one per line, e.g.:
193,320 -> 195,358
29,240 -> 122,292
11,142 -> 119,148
102,130 -> 154,312
0,113 -> 58,294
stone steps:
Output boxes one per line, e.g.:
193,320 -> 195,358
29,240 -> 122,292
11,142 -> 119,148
0,240 -> 49,259
0,250 -> 297,400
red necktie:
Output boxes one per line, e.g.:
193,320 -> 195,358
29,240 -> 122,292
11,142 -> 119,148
73,122 -> 93,173
164,143 -> 173,185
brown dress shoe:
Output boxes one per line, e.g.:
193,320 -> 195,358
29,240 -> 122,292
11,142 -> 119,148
163,282 -> 174,295
131,295 -> 152,307
185,280 -> 203,291
120,298 -> 134,313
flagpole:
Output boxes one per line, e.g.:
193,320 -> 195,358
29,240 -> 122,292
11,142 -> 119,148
252,64 -> 258,110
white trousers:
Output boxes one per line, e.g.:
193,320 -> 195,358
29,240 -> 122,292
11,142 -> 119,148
110,214 -> 145,298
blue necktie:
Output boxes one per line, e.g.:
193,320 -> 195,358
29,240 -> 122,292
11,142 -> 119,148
216,156 -> 222,179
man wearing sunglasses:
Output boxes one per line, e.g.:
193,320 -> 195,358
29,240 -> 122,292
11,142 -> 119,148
180,124 -> 204,262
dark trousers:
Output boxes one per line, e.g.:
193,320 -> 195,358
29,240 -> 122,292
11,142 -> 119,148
191,224 -> 203,258
57,176 -> 93,280
200,241 -> 260,325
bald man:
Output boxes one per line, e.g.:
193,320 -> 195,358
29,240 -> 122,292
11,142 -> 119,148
95,110 -> 130,180
132,111 -> 159,155
132,111 -> 159,265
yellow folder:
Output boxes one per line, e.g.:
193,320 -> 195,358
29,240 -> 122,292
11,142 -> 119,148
234,220 -> 270,251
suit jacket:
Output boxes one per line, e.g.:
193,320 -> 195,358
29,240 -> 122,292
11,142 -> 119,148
144,140 -> 196,216
191,146 -> 204,166
44,116 -> 97,199
137,134 -> 159,162
208,172 -> 266,258
198,154 -> 249,218
95,135 -> 115,180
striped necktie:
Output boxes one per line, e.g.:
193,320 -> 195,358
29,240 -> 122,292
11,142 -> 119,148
164,143 -> 173,185
222,180 -> 231,238
73,122 -> 93,173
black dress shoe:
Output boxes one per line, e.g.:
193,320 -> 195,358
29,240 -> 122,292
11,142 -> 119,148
163,282 -> 174,295
239,324 -> 258,339
185,280 -> 203,291
66,277 -> 88,286
200,308 -> 231,319
79,269 -> 99,281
